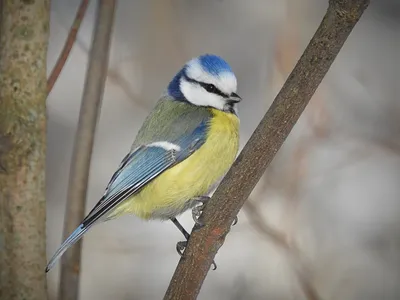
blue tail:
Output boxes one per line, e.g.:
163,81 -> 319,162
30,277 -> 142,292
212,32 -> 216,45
45,224 -> 89,272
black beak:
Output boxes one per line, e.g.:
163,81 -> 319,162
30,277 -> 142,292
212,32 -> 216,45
227,92 -> 242,103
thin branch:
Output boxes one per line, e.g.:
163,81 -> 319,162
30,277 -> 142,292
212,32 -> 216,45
244,201 -> 289,249
47,0 -> 90,95
58,1 -> 116,300
107,67 -> 152,110
68,34 -> 152,110
244,200 -> 321,300
163,1 -> 370,299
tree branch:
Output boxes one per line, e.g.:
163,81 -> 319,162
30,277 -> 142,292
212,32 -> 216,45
164,1 -> 370,299
47,0 -> 90,95
58,1 -> 116,300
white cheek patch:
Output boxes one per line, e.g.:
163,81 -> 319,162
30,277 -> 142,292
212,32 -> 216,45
180,78 -> 225,110
186,59 -> 237,95
147,141 -> 181,152
218,72 -> 237,95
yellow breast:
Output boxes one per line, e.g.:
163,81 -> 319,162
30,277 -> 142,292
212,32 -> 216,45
112,109 -> 240,220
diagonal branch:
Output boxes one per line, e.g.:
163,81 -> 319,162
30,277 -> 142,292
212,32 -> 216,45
58,1 -> 116,300
164,1 -> 370,299
47,0 -> 90,95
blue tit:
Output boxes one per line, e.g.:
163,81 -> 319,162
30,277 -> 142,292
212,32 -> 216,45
46,54 -> 241,272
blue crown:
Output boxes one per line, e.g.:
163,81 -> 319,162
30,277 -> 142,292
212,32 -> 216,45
197,54 -> 233,76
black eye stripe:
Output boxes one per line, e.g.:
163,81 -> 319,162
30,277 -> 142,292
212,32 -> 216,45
198,82 -> 227,98
183,74 -> 228,98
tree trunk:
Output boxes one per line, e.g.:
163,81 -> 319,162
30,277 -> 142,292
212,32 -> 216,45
0,1 -> 50,299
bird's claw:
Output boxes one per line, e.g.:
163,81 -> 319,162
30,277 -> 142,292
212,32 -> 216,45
176,241 -> 187,257
232,216 -> 238,226
176,240 -> 217,270
191,196 -> 239,228
211,260 -> 217,270
192,205 -> 205,226
191,196 -> 210,227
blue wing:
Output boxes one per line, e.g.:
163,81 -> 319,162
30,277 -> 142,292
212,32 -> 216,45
45,121 -> 208,272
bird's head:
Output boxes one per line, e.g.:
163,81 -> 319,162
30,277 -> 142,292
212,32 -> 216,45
167,54 -> 241,114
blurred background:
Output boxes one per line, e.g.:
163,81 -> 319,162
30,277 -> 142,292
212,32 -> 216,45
46,1 -> 400,299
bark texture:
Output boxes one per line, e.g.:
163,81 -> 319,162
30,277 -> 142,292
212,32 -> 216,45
0,1 -> 50,300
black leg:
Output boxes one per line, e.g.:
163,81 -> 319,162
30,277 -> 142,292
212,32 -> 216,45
171,218 -> 190,257
171,217 -> 190,240
170,216 -> 217,270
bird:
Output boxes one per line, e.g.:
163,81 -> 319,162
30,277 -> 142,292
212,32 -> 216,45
46,54 -> 241,272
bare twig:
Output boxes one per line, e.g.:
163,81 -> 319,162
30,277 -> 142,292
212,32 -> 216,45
245,199 -> 321,300
58,1 -> 116,300
47,0 -> 90,95
71,35 -> 152,109
282,140 -> 307,238
244,201 -> 289,249
164,1 -> 370,299
107,67 -> 152,110
244,201 -> 321,300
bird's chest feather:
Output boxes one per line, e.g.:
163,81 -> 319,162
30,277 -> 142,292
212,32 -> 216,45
130,109 -> 239,219
167,109 -> 239,193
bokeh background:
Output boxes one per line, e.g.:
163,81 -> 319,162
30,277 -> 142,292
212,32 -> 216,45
46,1 -> 400,299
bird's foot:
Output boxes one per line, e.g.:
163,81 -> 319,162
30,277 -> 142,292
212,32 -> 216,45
191,196 -> 239,227
191,196 -> 210,227
176,240 -> 217,270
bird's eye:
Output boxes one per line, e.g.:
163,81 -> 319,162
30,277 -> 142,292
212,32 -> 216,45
199,82 -> 227,97
204,84 -> 217,93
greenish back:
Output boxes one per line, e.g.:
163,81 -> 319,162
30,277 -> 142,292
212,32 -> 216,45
132,95 -> 212,149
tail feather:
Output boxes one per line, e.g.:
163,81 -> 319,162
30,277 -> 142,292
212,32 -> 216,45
45,224 -> 89,272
